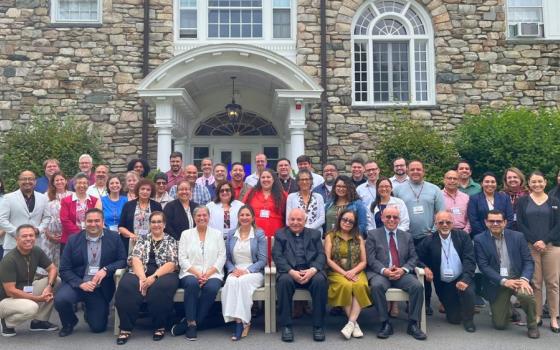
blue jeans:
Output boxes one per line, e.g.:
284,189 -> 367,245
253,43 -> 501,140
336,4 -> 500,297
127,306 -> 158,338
180,275 -> 221,325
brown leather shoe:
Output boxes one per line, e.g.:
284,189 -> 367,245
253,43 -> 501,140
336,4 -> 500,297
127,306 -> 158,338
527,328 -> 540,339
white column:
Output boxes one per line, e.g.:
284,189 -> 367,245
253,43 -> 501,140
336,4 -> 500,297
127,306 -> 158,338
155,99 -> 175,172
288,99 -> 306,166
173,137 -> 188,158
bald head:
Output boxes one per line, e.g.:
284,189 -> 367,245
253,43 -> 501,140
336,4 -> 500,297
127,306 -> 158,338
185,165 -> 198,184
435,211 -> 454,235
443,170 -> 459,192
287,208 -> 307,234
381,206 -> 400,231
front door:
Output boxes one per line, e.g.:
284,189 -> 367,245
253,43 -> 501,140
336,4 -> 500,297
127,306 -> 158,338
214,145 -> 255,177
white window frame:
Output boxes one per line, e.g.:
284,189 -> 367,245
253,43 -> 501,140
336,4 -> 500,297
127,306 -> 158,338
351,0 -> 435,107
506,0 -> 560,40
51,0 -> 103,24
173,0 -> 296,43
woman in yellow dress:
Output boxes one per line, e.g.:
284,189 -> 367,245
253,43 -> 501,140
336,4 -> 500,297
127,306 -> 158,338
325,209 -> 372,340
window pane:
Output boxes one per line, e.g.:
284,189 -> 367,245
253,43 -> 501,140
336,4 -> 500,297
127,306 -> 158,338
414,41 -> 428,102
264,147 -> 279,170
273,0 -> 290,7
273,8 -> 290,38
354,42 -> 368,102
58,0 -> 99,21
371,19 -> 407,35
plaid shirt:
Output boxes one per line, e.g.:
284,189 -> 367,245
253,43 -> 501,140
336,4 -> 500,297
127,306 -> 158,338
168,183 -> 211,206
129,234 -> 178,272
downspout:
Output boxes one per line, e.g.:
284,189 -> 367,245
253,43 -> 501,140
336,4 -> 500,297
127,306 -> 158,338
320,0 -> 328,167
141,0 -> 150,160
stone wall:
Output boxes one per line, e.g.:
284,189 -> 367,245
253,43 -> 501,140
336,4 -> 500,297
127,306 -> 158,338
0,0 -> 173,172
298,0 -> 560,171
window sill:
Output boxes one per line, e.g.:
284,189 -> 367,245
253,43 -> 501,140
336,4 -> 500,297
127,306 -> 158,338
505,38 -> 560,44
351,104 -> 439,110
49,22 -> 102,28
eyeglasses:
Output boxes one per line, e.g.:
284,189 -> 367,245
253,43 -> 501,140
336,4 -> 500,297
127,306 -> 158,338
437,221 -> 453,225
384,215 -> 399,220
220,188 -> 231,193
487,220 -> 504,225
365,168 -> 379,172
341,217 -> 355,225
155,181 -> 167,186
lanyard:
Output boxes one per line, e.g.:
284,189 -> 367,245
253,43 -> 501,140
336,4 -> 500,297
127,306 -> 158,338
89,241 -> 100,262
440,237 -> 451,265
408,182 -> 424,203
24,255 -> 32,285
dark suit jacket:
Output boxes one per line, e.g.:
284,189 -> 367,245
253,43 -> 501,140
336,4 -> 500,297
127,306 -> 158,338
119,199 -> 162,250
467,191 -> 514,237
60,229 -> 127,302
162,199 -> 196,241
416,229 -> 476,285
516,195 -> 560,245
365,227 -> 418,281
474,229 -> 534,302
271,227 -> 326,276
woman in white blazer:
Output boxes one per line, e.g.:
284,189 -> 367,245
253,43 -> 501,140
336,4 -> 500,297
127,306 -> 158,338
366,177 -> 410,232
206,181 -> 244,239
173,206 -> 226,341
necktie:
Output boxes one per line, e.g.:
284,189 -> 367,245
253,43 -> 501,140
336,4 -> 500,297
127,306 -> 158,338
389,232 -> 400,267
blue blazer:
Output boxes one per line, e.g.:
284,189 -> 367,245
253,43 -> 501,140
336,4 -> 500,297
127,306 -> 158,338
467,191 -> 514,237
225,228 -> 267,274
325,199 -> 368,238
60,229 -> 127,302
474,229 -> 534,302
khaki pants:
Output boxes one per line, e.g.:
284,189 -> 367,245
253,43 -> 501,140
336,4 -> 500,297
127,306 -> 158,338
490,286 -> 537,330
529,243 -> 560,319
0,277 -> 60,328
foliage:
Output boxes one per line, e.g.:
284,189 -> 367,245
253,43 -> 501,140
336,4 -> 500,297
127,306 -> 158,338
455,108 -> 560,184
376,119 -> 460,185
0,113 -> 103,191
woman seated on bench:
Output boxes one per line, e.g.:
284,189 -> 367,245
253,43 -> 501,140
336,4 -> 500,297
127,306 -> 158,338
221,205 -> 267,341
114,211 -> 179,345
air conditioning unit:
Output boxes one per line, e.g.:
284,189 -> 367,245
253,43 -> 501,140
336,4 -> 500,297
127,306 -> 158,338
514,22 -> 543,37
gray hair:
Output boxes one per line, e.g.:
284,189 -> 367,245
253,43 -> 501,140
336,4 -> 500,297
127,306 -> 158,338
193,205 -> 210,217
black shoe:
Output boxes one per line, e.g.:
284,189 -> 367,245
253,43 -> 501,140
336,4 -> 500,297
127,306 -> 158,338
528,327 -> 540,339
377,321 -> 393,339
550,325 -> 560,333
171,320 -> 187,336
29,320 -> 59,332
116,331 -> 131,345
1,318 -> 16,337
185,324 -> 197,341
153,328 -> 165,341
463,321 -> 476,333
425,305 -> 433,316
312,327 -> 325,342
407,323 -> 427,340
537,320 -> 543,327
281,326 -> 294,342
58,325 -> 74,337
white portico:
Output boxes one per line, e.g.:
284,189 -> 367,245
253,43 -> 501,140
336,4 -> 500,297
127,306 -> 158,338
137,44 -> 322,172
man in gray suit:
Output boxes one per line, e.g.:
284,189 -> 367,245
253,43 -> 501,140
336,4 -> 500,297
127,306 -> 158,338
0,171 -> 49,257
366,206 -> 426,340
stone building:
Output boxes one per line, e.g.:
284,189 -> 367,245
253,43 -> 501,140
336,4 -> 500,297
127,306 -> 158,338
1,0 -> 559,174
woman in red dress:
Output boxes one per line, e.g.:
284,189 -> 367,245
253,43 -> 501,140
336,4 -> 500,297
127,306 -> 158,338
243,169 -> 286,260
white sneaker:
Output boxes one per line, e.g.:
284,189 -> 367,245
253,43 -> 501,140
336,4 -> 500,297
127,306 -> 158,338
341,322 -> 354,339
352,322 -> 364,338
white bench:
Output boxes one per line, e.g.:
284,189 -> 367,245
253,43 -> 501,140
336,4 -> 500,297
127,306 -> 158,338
113,267 -> 274,335
269,267 -> 426,334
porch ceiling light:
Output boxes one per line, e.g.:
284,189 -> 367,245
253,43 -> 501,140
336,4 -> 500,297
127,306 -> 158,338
225,76 -> 242,123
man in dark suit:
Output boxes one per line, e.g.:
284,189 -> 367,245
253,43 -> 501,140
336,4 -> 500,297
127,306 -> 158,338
272,208 -> 327,343
55,208 -> 126,337
474,209 -> 539,339
417,211 -> 476,332
366,206 -> 427,340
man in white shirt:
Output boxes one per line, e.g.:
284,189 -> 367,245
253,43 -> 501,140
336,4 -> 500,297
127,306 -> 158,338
390,157 -> 409,190
244,153 -> 267,187
86,165 -> 109,199
357,161 -> 380,208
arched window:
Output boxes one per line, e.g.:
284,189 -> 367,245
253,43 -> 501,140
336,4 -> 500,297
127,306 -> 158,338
352,0 -> 434,106
195,111 -> 278,136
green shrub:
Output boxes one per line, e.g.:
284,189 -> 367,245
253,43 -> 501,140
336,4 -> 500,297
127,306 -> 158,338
376,120 -> 460,185
455,108 -> 560,183
0,114 -> 103,191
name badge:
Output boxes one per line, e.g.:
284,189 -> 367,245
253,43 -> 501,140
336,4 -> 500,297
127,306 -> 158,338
412,205 -> 424,215
88,266 -> 100,275
500,267 -> 508,277
451,207 -> 461,215
259,209 -> 270,218
23,285 -> 33,294
443,268 -> 454,278
513,213 -> 517,221
109,225 -> 118,232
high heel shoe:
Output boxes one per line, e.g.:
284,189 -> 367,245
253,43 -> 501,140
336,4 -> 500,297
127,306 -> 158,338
231,322 -> 243,341
242,323 -> 251,338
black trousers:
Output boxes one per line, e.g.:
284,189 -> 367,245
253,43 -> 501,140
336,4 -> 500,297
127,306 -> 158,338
55,283 -> 109,333
414,236 -> 432,307
276,272 -> 327,328
370,273 -> 424,323
115,272 -> 179,331
433,278 -> 475,324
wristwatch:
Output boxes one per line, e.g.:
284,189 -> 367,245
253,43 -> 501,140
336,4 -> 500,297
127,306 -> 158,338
153,274 -> 159,280
49,281 -> 55,288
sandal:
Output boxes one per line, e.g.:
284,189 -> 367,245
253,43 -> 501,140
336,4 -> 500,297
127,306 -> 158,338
116,331 -> 131,345
231,322 -> 243,341
242,323 -> 251,338
153,328 -> 165,341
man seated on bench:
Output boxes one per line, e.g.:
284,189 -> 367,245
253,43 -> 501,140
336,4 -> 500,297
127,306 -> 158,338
272,208 -> 327,343
366,206 -> 427,340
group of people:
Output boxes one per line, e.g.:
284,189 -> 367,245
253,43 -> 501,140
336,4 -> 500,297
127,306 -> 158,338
0,152 -> 559,344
